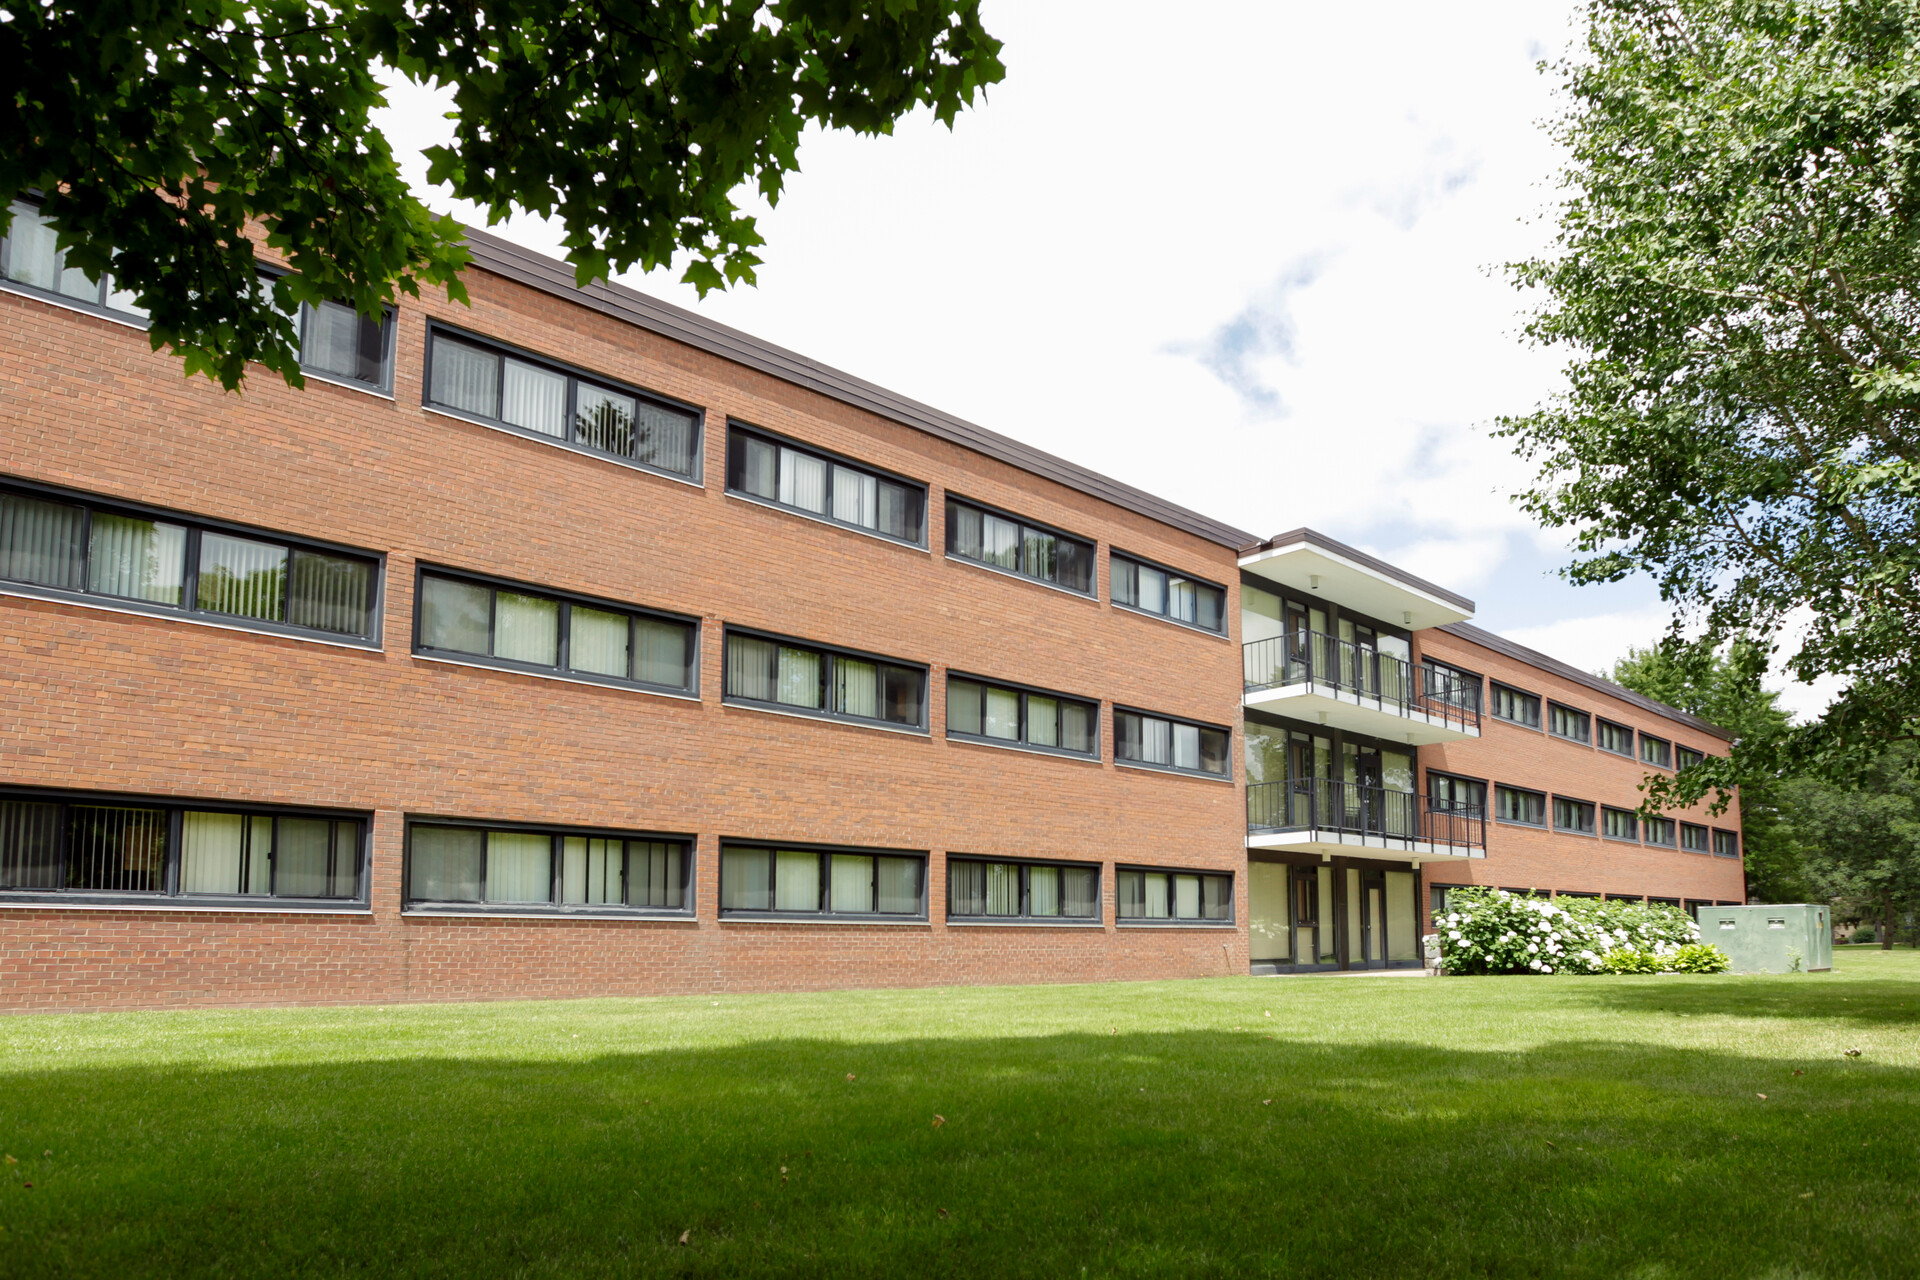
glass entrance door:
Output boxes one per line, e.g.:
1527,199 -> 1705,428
1360,873 -> 1387,967
1292,868 -> 1319,966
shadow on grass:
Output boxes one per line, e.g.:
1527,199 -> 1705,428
1577,972 -> 1920,1026
1,1027 -> 1916,1279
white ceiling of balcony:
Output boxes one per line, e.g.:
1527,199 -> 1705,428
1239,543 -> 1473,631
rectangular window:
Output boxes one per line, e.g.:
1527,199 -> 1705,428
1680,822 -> 1710,853
1491,684 -> 1542,728
1114,708 -> 1229,777
406,821 -> 689,914
1423,661 -> 1482,712
1115,867 -> 1232,923
1547,703 -> 1590,744
1428,773 -> 1486,815
1640,734 -> 1673,768
725,425 -> 925,545
723,630 -> 926,729
1602,806 -> 1638,841
415,569 -> 695,692
0,482 -> 379,642
946,675 -> 1097,757
1494,785 -> 1547,826
1,200 -> 149,321
718,843 -> 926,919
947,858 -> 1099,921
298,298 -> 394,392
1712,829 -> 1739,858
944,498 -> 1094,594
1644,816 -> 1677,847
1597,719 -> 1634,757
1110,552 -> 1225,633
1676,745 -> 1705,770
1553,797 -> 1597,835
0,790 -> 364,904
426,329 -> 702,480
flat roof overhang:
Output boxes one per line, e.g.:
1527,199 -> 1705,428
1242,683 -> 1479,744
1247,830 -> 1485,864
1239,533 -> 1473,631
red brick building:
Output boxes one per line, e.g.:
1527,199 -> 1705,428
0,207 -> 1743,1008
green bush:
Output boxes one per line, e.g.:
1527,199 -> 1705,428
1436,888 -> 1708,976
1601,948 -> 1662,974
1850,927 -> 1876,944
1666,943 -> 1732,973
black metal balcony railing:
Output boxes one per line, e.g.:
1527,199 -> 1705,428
1247,779 -> 1487,852
1242,632 -> 1482,733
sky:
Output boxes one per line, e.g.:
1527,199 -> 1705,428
370,0 -> 1834,720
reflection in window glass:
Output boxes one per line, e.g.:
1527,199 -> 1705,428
197,532 -> 287,622
86,514 -> 186,605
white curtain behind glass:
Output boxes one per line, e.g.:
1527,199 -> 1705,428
776,647 -> 821,707
180,811 -> 245,894
431,339 -> 500,417
485,831 -> 551,902
726,636 -> 776,701
0,494 -> 84,589
876,856 -> 921,913
494,592 -> 558,665
1028,866 -> 1060,916
775,850 -> 819,910
569,606 -> 629,677
830,854 -> 873,912
502,358 -> 566,436
780,448 -> 827,513
722,847 -> 771,910
634,618 -> 687,686
86,514 -> 184,604
836,659 -> 878,718
831,466 -> 876,527
1142,717 -> 1173,766
197,532 -> 286,621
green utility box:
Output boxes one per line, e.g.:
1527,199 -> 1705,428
1696,904 -> 1831,973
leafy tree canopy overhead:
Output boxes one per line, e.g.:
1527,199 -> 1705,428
0,1 -> 1004,389
1503,0 -> 1920,779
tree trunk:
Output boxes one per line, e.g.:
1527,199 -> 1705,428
1884,888 -> 1896,951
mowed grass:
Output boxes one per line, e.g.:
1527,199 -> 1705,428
2,954 -> 1917,1278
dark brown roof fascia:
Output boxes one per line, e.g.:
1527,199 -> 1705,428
1437,622 -> 1732,741
459,227 -> 1258,552
1244,527 -> 1476,614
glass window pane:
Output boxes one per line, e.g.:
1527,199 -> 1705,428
325,821 -> 357,898
287,549 -> 372,635
780,448 -> 828,513
1023,528 -> 1057,580
0,492 -> 85,590
0,800 -> 63,890
64,805 -> 167,892
483,831 -> 552,903
410,826 -> 483,901
420,575 -> 491,655
575,385 -> 638,457
429,337 -> 501,419
876,479 -> 921,541
734,433 -> 778,500
775,849 -> 819,911
1116,711 -> 1142,761
302,301 -> 388,386
569,606 -> 629,678
637,840 -> 685,908
721,846 -> 771,910
1196,583 -> 1224,631
776,646 -> 823,708
275,817 -> 342,897
725,635 -> 777,701
1142,717 -> 1173,766
949,860 -> 985,916
947,678 -> 983,736
493,592 -> 559,666
197,532 -> 286,622
877,856 -> 922,914
1174,874 -> 1202,919
562,836 -> 623,905
830,853 -> 874,912
1060,701 -> 1095,754
982,514 -> 1019,569
86,513 -> 185,604
985,862 -> 1020,915
1057,539 -> 1093,593
4,202 -> 61,289
57,258 -> 99,302
633,401 -> 699,476
881,665 -> 923,726
1029,865 -> 1060,916
1111,558 -> 1138,607
1199,728 -> 1229,776
180,811 -> 246,895
831,465 -> 878,528
501,358 -> 567,437
103,271 -> 146,317
1027,695 -> 1058,747
836,658 -> 879,718
1137,566 -> 1168,614
948,501 -> 983,560
1168,578 -> 1198,624
984,686 -> 1020,740
1061,866 -> 1097,918
1144,872 -> 1171,919
1117,869 -> 1144,918
1202,876 -> 1231,920
1173,723 -> 1201,770
633,617 -> 691,688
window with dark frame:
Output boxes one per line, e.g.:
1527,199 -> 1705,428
1491,684 -> 1542,728
0,482 -> 379,641
947,857 -> 1099,921
1680,822 -> 1710,853
298,298 -> 395,392
415,568 -> 695,692
946,675 -> 1097,756
1495,785 -> 1547,826
718,844 -> 926,918
722,630 -> 926,730
725,425 -> 925,544
1428,772 -> 1486,816
1640,733 -> 1673,768
0,790 -> 364,903
1547,703 -> 1591,744
425,328 -> 702,479
406,821 -> 689,913
1712,829 -> 1739,858
1,200 -> 149,321
1423,660 -> 1482,712
1597,719 -> 1634,757
1676,745 -> 1706,770
1553,796 -> 1597,834
1116,866 -> 1232,922
1114,708 -> 1230,776
945,498 -> 1094,594
1110,553 -> 1225,632
1602,806 -> 1639,841
1644,816 -> 1677,846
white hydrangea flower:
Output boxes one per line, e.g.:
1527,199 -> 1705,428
1529,959 -> 1542,970
1526,941 -> 1539,953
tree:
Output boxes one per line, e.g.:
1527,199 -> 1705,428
1,1 -> 1004,389
1501,0 -> 1920,777
1779,744 -> 1920,947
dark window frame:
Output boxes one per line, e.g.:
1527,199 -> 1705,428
1113,706 -> 1233,780
1712,828 -> 1740,859
1596,718 -> 1635,758
1679,821 -> 1711,854
723,421 -> 928,548
943,671 -> 1101,761
0,784 -> 370,911
1644,815 -> 1678,847
721,625 -> 929,734
942,494 -> 1096,597
1640,733 -> 1673,769
1422,659 -> 1484,713
254,265 -> 397,396
1676,745 -> 1706,770
945,855 -> 1103,925
421,322 -> 706,485
716,839 -> 930,922
1113,864 -> 1235,927
0,475 -> 385,648
1601,805 -> 1640,843
0,197 -> 151,326
1493,783 -> 1548,828
1552,795 -> 1598,836
411,563 -> 699,698
1427,770 -> 1488,817
1490,682 -> 1543,729
402,815 -> 695,918
1547,701 -> 1591,745
1109,550 -> 1229,635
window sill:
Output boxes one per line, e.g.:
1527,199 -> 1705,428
0,896 -> 371,915
1114,759 -> 1234,784
726,489 -> 929,553
944,917 -> 1105,929
413,652 -> 701,702
1553,829 -> 1599,839
718,913 -> 930,926
945,733 -> 1102,765
1493,818 -> 1549,830
0,280 -> 152,330
1601,834 -> 1641,844
1,583 -> 384,651
299,367 -> 395,400
1491,718 -> 1544,733
1115,919 -> 1237,930
721,697 -> 929,737
1110,600 -> 1229,640
421,404 -> 705,489
943,552 -> 1097,601
401,906 -> 697,922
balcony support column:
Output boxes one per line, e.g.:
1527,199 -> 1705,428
1331,855 -> 1350,971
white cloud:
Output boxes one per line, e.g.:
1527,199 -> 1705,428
1500,607 -> 1673,680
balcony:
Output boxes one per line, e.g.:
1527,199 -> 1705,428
1248,779 -> 1486,862
1243,632 -> 1480,743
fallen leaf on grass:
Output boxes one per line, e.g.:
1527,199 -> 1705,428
1262,1099 -> 1272,1106
41,1151 -> 49,1158
1545,1141 -> 1556,1149
1757,1093 -> 1768,1100
1844,1048 -> 1862,1058
846,1073 -> 856,1082
1799,1192 -> 1814,1199
932,1115 -> 946,1128
678,1230 -> 690,1246
937,1208 -> 950,1219
780,1166 -> 787,1174
1263,1011 -> 1271,1018
21,1183 -> 30,1190
3,1157 -> 13,1166
1792,1070 -> 1804,1077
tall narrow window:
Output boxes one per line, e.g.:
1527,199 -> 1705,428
948,858 -> 1098,921
1680,823 -> 1710,853
1110,553 -> 1225,632
406,821 -> 690,914
1640,734 -> 1673,768
723,630 -> 926,730
299,299 -> 394,391
1602,807 -> 1638,841
1547,703 -> 1590,743
1597,719 -> 1634,756
1495,786 -> 1546,826
1644,816 -> 1677,846
1116,867 -> 1232,923
1428,773 -> 1486,815
1115,709 -> 1229,777
946,676 -> 1097,757
945,499 -> 1094,594
1712,829 -> 1739,858
1676,745 -> 1706,770
718,844 -> 926,919
726,426 -> 925,544
1,200 -> 150,320
1553,797 -> 1596,834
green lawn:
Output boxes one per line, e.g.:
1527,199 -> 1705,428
3,953 -> 1917,1278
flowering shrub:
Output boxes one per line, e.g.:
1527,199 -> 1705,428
1435,887 -> 1721,976
1666,943 -> 1732,973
